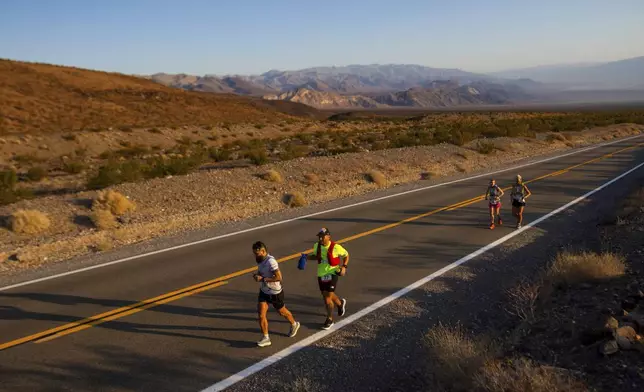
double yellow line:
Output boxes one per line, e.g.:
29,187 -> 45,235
1,141 -> 642,351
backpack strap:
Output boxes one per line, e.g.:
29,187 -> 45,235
316,242 -> 336,264
316,242 -> 322,264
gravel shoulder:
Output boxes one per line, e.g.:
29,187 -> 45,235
0,125 -> 641,287
220,151 -> 644,392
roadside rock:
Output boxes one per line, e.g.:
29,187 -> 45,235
615,326 -> 638,350
605,316 -> 620,330
600,339 -> 620,355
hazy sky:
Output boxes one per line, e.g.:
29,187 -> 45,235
1,0 -> 643,75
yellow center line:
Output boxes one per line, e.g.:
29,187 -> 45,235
1,141 -> 642,351
35,281 -> 229,343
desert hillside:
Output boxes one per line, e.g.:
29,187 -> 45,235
0,59 -> 318,135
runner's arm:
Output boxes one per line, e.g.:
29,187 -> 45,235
523,185 -> 532,199
484,187 -> 489,200
261,269 -> 282,283
340,253 -> 350,268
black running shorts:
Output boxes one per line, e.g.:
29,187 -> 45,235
318,274 -> 339,293
258,290 -> 285,310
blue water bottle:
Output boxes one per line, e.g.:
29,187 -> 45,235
297,253 -> 307,270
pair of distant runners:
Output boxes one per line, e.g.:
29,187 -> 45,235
485,174 -> 532,229
251,227 -> 349,347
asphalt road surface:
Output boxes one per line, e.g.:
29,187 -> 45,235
1,136 -> 643,392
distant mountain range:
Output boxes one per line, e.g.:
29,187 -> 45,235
261,80 -> 536,109
491,56 -> 644,90
148,56 -> 644,109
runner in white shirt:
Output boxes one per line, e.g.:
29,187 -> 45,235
252,241 -> 300,347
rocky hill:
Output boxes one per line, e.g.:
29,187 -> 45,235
262,80 -> 532,109
263,88 -> 384,109
0,59 -> 317,134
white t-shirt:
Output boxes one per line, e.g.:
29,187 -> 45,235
257,255 -> 282,295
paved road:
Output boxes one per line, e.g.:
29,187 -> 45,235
1,137 -> 643,392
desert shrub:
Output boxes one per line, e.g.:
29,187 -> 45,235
366,170 -> 386,186
90,208 -> 118,230
9,209 -> 51,234
62,161 -> 87,174
1,169 -> 18,189
280,144 -> 309,160
87,161 -> 143,189
284,192 -> 306,207
261,169 -> 283,183
208,147 -> 231,162
247,148 -> 269,165
93,190 -> 136,216
546,251 -> 625,286
476,141 -> 496,154
26,166 -> 47,181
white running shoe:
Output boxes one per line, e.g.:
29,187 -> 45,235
257,335 -> 271,347
338,298 -> 347,317
288,322 -> 301,338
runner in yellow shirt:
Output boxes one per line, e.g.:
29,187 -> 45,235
303,228 -> 349,330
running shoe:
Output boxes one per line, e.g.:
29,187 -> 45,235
338,298 -> 347,317
288,322 -> 301,338
322,318 -> 334,330
257,335 -> 271,347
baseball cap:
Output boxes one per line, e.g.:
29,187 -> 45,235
317,228 -> 331,237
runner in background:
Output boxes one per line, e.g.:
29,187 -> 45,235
485,178 -> 504,229
510,174 -> 532,229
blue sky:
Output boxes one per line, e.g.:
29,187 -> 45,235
1,0 -> 643,75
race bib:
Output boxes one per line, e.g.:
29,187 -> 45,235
320,274 -> 332,282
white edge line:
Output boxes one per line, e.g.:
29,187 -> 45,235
201,159 -> 644,392
0,134 -> 641,293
